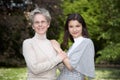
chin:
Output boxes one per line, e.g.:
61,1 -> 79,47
37,32 -> 45,35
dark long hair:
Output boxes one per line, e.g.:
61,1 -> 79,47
61,13 -> 89,50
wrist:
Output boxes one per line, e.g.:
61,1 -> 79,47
63,56 -> 68,61
57,49 -> 63,54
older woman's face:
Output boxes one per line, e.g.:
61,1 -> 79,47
32,14 -> 50,35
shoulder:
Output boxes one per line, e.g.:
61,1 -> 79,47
50,39 -> 58,43
23,38 -> 33,45
84,38 -> 93,44
50,39 -> 56,42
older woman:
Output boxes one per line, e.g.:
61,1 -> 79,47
22,8 -> 66,80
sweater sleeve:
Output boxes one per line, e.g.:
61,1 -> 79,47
22,39 -> 62,75
57,63 -> 64,72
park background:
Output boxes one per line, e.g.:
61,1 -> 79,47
0,0 -> 120,80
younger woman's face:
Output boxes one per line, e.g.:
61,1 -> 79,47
68,20 -> 83,38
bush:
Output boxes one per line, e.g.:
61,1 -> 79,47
96,43 -> 120,64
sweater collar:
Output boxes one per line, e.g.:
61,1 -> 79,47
34,33 -> 47,40
74,36 -> 84,43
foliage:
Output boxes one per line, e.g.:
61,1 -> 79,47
0,14 -> 29,67
95,0 -> 120,64
97,0 -> 120,42
96,43 -> 120,64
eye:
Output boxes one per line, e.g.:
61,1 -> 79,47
34,21 -> 40,24
69,25 -> 73,28
76,25 -> 80,27
41,20 -> 47,25
41,21 -> 46,23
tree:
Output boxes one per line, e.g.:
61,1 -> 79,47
62,0 -> 120,64
95,0 -> 120,64
0,0 -> 63,67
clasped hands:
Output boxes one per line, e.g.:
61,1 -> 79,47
51,40 -> 67,61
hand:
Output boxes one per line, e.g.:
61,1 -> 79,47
58,51 -> 67,61
50,40 -> 62,53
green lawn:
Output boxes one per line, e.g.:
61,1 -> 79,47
0,67 -> 120,80
93,68 -> 120,80
0,67 -> 27,80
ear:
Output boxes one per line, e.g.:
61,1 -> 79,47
47,22 -> 50,28
32,25 -> 34,29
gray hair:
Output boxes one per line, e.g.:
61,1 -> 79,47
29,8 -> 51,23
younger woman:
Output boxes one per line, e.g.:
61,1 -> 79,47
51,13 -> 95,80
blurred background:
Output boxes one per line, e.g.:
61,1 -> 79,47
0,0 -> 120,80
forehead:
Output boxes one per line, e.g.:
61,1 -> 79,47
34,14 -> 46,21
68,20 -> 81,25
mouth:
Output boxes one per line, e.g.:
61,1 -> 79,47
72,32 -> 78,34
37,27 -> 44,30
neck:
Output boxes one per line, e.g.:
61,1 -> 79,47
35,33 -> 47,40
74,36 -> 83,42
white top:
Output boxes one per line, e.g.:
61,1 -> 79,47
68,36 -> 84,56
57,38 -> 95,80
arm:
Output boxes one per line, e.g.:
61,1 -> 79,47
63,56 -> 73,71
51,39 -> 95,78
22,40 -> 64,75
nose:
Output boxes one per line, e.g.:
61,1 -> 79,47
38,22 -> 42,27
73,27 -> 77,31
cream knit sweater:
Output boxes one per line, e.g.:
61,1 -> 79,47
22,33 -> 62,80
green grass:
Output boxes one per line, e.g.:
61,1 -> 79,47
0,67 -> 120,80
0,67 -> 27,80
93,68 -> 120,80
